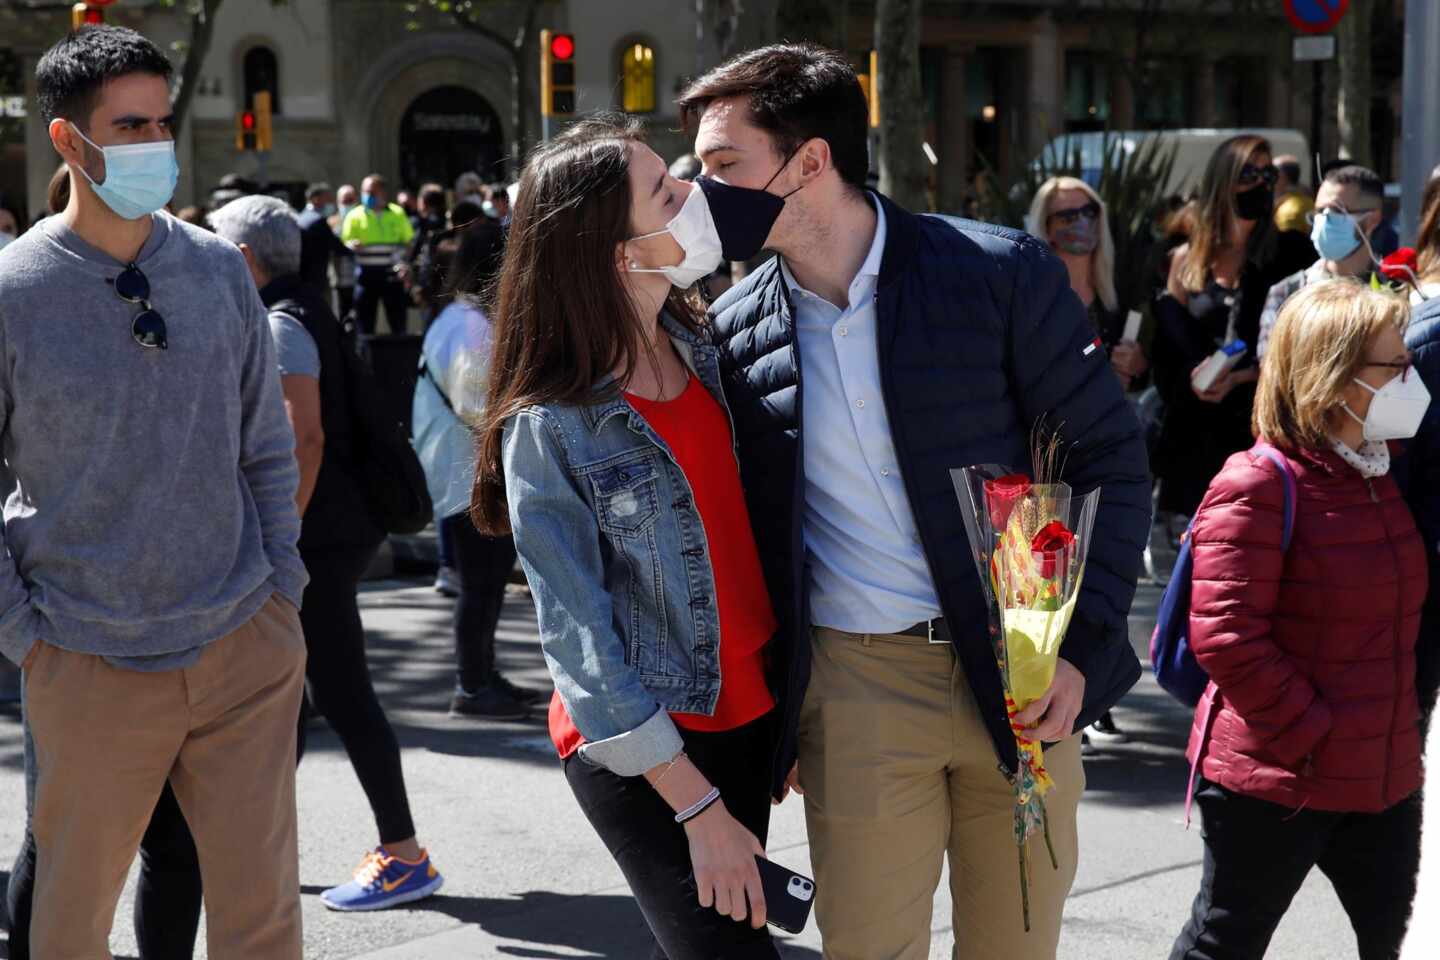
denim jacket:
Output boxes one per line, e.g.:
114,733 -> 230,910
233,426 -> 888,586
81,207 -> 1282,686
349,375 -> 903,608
502,315 -> 741,776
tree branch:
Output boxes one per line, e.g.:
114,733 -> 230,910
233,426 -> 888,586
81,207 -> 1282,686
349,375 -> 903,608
170,0 -> 223,138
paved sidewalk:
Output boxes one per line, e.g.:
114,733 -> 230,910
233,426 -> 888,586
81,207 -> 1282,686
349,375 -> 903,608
0,579 -> 1354,958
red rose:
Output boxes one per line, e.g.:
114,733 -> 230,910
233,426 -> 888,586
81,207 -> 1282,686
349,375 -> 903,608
1380,248 -> 1420,285
1030,520 -> 1075,580
984,474 -> 1032,529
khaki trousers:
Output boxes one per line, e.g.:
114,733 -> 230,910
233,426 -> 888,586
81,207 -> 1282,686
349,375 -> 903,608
798,627 -> 1084,960
26,595 -> 307,960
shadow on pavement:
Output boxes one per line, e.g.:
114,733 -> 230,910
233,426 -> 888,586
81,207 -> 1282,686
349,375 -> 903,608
298,887 -> 820,958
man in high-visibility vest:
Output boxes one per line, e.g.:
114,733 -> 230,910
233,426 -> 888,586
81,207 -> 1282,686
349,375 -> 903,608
341,173 -> 414,334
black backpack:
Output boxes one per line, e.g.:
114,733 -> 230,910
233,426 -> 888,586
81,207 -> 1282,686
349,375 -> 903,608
332,313 -> 434,535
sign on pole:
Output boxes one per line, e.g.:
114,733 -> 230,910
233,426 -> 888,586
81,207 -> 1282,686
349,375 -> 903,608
1284,0 -> 1350,35
1293,35 -> 1337,61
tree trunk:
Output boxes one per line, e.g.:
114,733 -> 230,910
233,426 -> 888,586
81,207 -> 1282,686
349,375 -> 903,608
875,0 -> 927,210
169,0 -> 224,138
1337,0 -> 1372,166
512,0 -> 539,159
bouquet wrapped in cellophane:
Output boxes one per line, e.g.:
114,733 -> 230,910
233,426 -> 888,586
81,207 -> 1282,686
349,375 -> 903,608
951,430 -> 1100,931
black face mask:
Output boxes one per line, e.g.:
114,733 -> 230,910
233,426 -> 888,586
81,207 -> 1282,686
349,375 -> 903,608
693,147 -> 804,262
1234,184 -> 1274,223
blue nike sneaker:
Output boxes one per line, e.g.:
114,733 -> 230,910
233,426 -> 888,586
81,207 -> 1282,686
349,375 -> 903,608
320,848 -> 444,911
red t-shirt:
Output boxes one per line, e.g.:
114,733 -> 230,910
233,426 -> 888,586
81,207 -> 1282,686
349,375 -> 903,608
550,376 -> 777,758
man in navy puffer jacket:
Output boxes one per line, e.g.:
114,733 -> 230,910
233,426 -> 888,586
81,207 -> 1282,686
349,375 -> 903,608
680,44 -> 1149,958
1400,293 -> 1440,718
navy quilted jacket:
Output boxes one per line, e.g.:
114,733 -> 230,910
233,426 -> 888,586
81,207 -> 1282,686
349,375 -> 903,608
1399,296 -> 1440,712
708,194 -> 1150,795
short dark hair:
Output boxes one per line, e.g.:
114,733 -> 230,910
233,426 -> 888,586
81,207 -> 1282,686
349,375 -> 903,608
306,182 -> 333,201
36,26 -> 172,127
1277,160 -> 1301,185
677,43 -> 870,192
1323,164 -> 1384,204
419,184 -> 446,212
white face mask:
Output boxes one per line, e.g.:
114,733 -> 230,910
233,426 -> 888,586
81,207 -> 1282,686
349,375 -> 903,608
1344,371 -> 1432,442
0,232 -> 13,252
626,185 -> 724,289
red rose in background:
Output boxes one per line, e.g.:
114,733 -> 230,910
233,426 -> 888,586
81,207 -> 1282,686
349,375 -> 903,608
984,474 -> 1032,529
1030,520 -> 1075,579
1380,248 -> 1420,286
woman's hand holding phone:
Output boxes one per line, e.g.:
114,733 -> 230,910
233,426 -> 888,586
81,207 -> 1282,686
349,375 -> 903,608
684,803 -> 768,928
645,752 -> 768,928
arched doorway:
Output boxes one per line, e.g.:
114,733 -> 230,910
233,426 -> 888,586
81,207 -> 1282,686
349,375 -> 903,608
399,86 -> 505,189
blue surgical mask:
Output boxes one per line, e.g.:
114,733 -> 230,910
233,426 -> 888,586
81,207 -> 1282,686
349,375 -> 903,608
362,193 -> 382,211
317,203 -> 337,218
1311,210 -> 1364,262
70,124 -> 178,221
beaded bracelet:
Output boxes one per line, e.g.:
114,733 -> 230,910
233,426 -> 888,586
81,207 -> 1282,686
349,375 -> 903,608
674,786 -> 722,824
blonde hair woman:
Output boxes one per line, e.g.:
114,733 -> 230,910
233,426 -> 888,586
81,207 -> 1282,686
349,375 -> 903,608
1171,279 -> 1427,960
1150,135 -> 1317,518
1027,176 -> 1147,391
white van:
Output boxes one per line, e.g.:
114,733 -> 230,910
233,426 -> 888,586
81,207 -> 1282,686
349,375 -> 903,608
1033,129 -> 1311,198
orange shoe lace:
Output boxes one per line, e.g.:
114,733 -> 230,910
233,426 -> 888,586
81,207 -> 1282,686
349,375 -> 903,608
352,850 -> 391,888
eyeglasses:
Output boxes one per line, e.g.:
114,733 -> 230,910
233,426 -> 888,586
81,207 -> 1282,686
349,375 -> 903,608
1305,206 -> 1381,226
1237,164 -> 1279,188
1363,360 -> 1413,382
1048,202 -> 1101,226
109,263 -> 168,350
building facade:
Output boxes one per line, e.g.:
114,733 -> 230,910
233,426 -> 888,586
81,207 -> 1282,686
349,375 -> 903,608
0,0 -> 1403,225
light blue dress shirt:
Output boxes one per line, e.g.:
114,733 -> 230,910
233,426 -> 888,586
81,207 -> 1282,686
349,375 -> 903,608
783,197 -> 943,634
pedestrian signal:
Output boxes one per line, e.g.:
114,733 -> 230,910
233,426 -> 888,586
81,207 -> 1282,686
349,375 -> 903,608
236,91 -> 273,152
540,29 -> 576,118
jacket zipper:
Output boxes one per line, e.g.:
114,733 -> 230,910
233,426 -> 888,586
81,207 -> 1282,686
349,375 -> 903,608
1370,476 -> 1401,804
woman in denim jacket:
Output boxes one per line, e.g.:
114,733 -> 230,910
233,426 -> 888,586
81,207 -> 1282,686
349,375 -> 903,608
472,115 -> 784,959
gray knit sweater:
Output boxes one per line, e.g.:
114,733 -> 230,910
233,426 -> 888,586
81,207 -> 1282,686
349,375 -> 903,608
0,212 -> 307,666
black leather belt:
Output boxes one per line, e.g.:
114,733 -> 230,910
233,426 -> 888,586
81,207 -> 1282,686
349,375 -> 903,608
898,617 -> 953,645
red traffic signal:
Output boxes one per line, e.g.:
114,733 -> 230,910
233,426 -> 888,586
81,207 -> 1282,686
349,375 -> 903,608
241,111 -> 256,131
71,2 -> 105,27
549,33 -> 575,62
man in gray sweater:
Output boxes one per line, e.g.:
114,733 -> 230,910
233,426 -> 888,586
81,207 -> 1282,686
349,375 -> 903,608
0,26 -> 308,958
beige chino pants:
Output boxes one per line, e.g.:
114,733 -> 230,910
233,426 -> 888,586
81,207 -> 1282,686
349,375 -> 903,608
25,595 -> 307,960
798,626 -> 1084,960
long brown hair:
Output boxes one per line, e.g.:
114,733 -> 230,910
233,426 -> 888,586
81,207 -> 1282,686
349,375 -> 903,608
1177,134 -> 1275,293
470,114 -> 702,535
1416,168 -> 1440,282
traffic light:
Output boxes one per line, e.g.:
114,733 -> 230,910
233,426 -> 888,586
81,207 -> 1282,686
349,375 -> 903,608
236,109 -> 256,151
540,29 -> 576,118
71,1 -> 110,29
235,91 -> 273,152
253,90 -> 273,151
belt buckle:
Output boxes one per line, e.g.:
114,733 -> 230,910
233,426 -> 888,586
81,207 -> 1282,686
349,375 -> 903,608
927,619 -> 947,645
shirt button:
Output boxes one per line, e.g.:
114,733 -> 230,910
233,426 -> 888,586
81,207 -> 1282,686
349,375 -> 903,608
855,399 -> 866,409
838,326 -> 849,337
881,468 -> 891,477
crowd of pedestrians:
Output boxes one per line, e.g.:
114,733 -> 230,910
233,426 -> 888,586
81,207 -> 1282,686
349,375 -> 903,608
5,19 -> 1440,960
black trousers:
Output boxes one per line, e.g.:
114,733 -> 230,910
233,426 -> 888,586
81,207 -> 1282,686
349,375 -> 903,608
352,268 -> 408,335
563,712 -> 781,960
297,541 -> 416,843
442,513 -> 516,691
1170,779 -> 1422,960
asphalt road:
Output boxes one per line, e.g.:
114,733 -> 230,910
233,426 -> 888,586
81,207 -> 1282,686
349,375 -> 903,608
0,578 -> 1359,959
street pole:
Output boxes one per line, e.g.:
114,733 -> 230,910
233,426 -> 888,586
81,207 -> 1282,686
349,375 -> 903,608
1401,0 -> 1440,242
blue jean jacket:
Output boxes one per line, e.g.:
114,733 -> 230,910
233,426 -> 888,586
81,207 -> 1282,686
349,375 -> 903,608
502,316 -> 740,776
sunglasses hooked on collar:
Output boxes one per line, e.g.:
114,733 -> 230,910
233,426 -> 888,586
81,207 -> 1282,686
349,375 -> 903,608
110,262 -> 169,350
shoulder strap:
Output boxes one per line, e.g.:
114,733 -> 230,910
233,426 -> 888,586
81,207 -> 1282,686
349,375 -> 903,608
418,359 -> 455,414
1250,443 -> 1297,551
